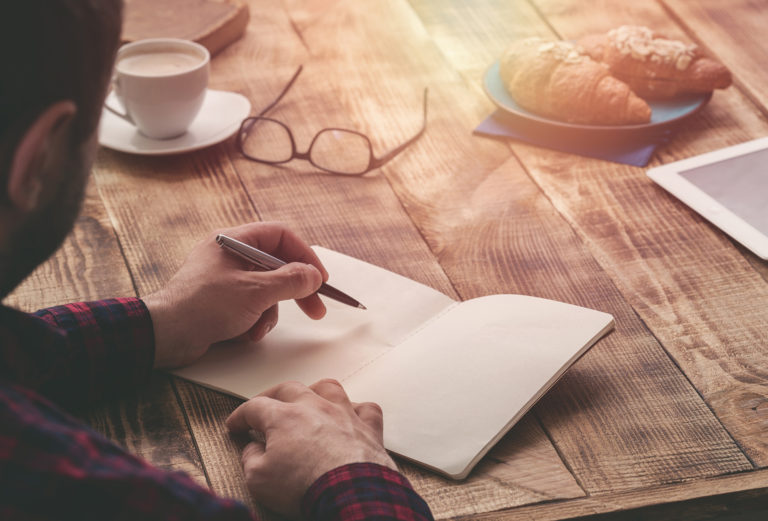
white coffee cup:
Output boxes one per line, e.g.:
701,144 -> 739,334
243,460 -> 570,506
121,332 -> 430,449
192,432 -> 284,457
108,38 -> 210,140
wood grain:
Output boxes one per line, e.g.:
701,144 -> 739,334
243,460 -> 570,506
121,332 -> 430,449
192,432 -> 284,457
398,417 -> 584,518
5,181 -> 135,310
92,146 -> 257,294
87,374 -> 206,481
468,468 -> 768,520
173,381 -> 267,515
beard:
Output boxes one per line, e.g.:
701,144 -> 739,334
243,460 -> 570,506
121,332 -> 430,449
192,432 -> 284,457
0,137 -> 90,298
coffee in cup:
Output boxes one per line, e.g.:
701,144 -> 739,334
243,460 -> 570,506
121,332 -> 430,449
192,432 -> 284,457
109,38 -> 210,139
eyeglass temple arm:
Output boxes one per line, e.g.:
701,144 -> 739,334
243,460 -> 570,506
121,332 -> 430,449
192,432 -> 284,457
257,65 -> 304,117
370,88 -> 428,169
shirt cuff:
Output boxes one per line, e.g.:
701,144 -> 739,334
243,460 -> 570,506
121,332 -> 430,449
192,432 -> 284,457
34,297 -> 155,400
302,463 -> 434,521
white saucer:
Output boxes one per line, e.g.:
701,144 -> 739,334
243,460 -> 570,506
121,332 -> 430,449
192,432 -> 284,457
98,89 -> 251,155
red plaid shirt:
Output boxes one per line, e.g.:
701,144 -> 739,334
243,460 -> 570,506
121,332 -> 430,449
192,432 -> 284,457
0,298 -> 433,520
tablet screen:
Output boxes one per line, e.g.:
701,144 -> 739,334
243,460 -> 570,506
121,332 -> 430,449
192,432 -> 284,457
678,148 -> 768,236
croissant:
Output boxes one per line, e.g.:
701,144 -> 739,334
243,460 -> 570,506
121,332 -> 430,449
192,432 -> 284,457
499,38 -> 651,125
579,26 -> 732,99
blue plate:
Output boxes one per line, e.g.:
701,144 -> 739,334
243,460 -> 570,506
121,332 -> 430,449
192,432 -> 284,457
483,61 -> 711,134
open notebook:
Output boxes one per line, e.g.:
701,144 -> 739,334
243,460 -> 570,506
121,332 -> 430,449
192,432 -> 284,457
173,247 -> 614,479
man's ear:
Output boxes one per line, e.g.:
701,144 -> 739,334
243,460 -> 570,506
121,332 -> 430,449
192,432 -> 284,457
7,101 -> 78,212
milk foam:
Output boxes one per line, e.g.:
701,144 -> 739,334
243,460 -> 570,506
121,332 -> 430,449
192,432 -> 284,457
117,50 -> 203,76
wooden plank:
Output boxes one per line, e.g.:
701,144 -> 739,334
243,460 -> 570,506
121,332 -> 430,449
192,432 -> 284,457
92,147 -> 256,291
661,0 -> 768,117
5,181 -> 136,310
86,374 -> 206,480
173,381 -> 264,514
523,0 -> 768,468
398,417 -> 585,518
736,244 -> 768,284
285,0 -> 752,503
468,468 -> 768,520
5,179 -> 205,483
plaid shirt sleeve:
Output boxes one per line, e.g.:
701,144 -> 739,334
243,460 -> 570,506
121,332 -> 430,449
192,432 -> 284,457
304,463 -> 434,521
0,299 -> 434,520
15,298 -> 155,410
0,381 -> 255,521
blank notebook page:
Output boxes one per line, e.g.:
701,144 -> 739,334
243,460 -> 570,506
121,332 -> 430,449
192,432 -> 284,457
342,294 -> 613,478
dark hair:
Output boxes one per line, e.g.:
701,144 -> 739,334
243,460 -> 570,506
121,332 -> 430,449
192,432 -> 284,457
0,0 -> 123,175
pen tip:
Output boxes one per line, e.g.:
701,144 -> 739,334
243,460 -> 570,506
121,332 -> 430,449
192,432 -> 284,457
358,303 -> 367,310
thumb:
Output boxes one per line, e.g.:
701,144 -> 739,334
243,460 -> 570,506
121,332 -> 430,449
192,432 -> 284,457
242,439 -> 266,462
252,262 -> 322,304
241,440 -> 267,476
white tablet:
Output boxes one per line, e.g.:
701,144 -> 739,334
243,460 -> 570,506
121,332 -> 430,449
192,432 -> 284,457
647,137 -> 768,260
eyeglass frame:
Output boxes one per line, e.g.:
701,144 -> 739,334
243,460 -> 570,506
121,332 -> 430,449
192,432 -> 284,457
236,65 -> 428,176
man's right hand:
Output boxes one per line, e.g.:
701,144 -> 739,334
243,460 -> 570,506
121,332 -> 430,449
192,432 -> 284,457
225,379 -> 398,518
143,222 -> 328,369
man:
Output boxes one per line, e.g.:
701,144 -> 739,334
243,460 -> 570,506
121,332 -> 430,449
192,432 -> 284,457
0,1 -> 433,519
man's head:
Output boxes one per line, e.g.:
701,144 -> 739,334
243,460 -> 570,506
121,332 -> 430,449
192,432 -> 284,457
0,0 -> 122,297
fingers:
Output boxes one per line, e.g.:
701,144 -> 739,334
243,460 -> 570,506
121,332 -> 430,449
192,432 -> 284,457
241,440 -> 267,484
214,222 -> 329,319
354,402 -> 384,434
250,262 -> 323,305
225,396 -> 276,433
247,305 -> 279,342
229,380 -> 381,434
295,293 -> 327,320
227,382 -> 317,440
242,439 -> 266,463
309,379 -> 350,405
223,222 -> 329,281
256,380 -> 350,406
259,380 -> 314,403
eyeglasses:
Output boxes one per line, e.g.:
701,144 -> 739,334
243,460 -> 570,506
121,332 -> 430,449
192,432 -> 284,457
236,65 -> 428,176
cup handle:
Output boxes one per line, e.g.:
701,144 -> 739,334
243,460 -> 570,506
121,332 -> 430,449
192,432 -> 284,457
104,75 -> 134,125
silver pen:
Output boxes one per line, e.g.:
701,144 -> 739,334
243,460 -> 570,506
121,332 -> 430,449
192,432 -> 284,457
215,234 -> 366,310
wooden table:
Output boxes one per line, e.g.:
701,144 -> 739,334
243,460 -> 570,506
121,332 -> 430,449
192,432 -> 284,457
8,0 -> 768,519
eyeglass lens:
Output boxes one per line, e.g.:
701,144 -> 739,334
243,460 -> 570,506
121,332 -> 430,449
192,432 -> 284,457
310,130 -> 372,174
241,120 -> 375,175
240,119 -> 294,163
